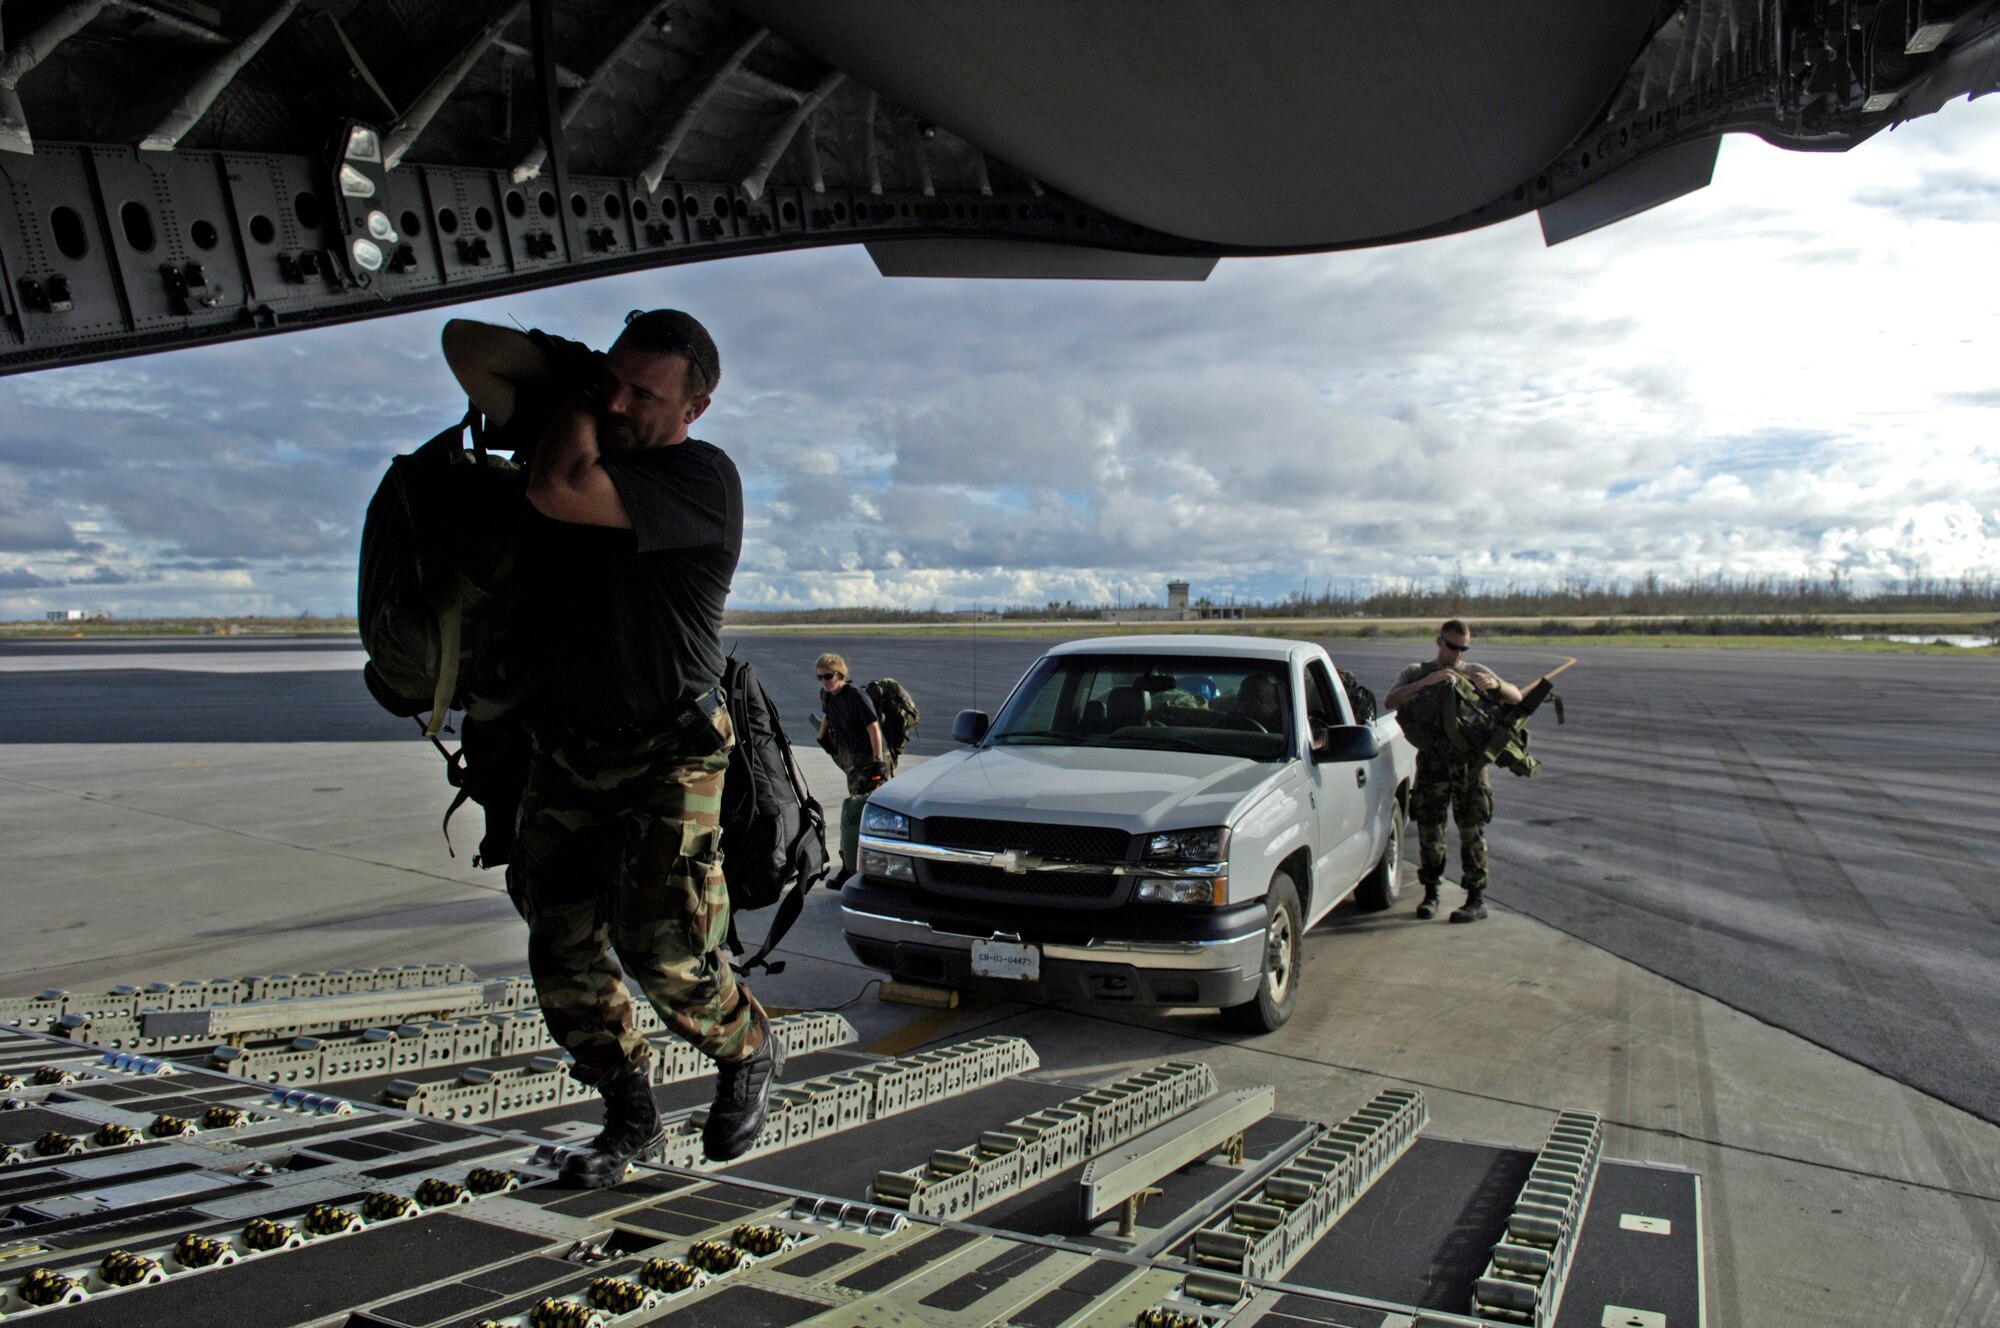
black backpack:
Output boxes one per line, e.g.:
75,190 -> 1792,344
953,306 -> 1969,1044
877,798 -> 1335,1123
357,407 -> 540,865
719,654 -> 830,974
864,678 -> 920,758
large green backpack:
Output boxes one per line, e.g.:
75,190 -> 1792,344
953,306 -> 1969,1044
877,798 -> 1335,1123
1395,668 -> 1565,776
358,409 -> 541,733
864,678 -> 920,757
357,408 -> 542,866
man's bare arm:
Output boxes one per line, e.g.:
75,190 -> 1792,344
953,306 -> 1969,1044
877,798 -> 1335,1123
526,403 -> 632,528
441,319 -> 545,425
1465,666 -> 1523,705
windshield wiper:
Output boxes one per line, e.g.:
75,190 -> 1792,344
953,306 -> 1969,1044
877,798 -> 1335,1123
1100,732 -> 1231,756
991,728 -> 1085,744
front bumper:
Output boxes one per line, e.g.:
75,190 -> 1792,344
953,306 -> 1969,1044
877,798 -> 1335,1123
839,877 -> 1270,1008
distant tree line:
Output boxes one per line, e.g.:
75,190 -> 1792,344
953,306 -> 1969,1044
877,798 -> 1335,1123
719,571 -> 1998,629
1270,569 -> 2000,619
724,605 -> 965,625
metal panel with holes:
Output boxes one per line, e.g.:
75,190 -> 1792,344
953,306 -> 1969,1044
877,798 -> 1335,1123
373,170 -> 445,293
88,148 -> 247,330
424,167 -> 510,283
561,173 -> 632,259
0,149 -> 125,347
682,184 -> 741,243
219,152 -> 345,312
626,182 -> 680,253
499,176 -> 570,272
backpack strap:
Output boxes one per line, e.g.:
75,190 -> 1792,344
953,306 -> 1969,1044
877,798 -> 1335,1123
440,785 -> 474,857
417,719 -> 473,858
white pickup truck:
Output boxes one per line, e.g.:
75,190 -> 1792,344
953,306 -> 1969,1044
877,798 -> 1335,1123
840,635 -> 1416,1031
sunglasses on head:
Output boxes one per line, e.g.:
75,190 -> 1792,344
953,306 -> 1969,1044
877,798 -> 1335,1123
816,672 -> 839,680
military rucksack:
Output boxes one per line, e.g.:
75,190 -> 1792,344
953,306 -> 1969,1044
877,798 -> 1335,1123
357,407 -> 541,865
863,678 -> 920,757
719,655 -> 830,975
1338,667 -> 1378,724
358,408 -> 541,733
1394,666 -> 1565,776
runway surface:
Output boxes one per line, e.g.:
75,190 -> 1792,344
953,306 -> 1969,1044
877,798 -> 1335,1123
3,632 -> 1996,1128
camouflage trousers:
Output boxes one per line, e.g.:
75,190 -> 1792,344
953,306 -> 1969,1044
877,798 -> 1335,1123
1413,754 -> 1493,894
506,708 -> 767,1086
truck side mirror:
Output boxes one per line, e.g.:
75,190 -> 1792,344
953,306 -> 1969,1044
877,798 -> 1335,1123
1312,724 -> 1381,762
952,709 -> 990,745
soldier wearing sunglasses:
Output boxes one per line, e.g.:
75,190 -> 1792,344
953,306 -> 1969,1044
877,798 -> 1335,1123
813,653 -> 891,876
1385,620 -> 1522,923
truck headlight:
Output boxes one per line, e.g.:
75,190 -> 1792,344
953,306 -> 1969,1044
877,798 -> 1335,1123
1139,827 -> 1228,904
1136,876 -> 1226,905
1145,828 -> 1228,864
862,805 -> 909,839
860,849 -> 915,882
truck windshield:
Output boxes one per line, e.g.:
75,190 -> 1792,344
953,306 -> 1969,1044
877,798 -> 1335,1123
986,654 -> 1293,761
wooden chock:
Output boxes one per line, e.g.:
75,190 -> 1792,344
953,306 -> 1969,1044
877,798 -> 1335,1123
879,980 -> 959,1010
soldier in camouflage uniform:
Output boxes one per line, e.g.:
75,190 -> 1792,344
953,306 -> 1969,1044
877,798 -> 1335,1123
1384,620 -> 1522,923
445,308 -> 783,1185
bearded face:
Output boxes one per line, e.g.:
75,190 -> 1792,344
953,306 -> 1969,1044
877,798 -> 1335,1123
597,342 -> 709,450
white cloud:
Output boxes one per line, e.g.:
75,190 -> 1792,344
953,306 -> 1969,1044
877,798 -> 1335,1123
1818,500 -> 2000,581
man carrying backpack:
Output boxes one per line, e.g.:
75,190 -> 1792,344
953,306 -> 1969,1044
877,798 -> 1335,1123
1384,619 -> 1522,925
812,653 -> 890,878
439,308 -> 783,1185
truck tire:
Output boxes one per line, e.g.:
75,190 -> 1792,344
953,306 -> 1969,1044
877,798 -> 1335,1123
1223,870 -> 1301,1034
1354,802 -> 1407,912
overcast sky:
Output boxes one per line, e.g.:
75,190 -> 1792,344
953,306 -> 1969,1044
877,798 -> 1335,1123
4,95 -> 1998,619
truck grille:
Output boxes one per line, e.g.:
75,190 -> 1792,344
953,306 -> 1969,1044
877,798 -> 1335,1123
924,861 -> 1120,899
921,817 -> 1131,862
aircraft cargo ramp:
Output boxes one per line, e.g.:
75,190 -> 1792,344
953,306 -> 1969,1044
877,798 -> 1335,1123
0,966 -> 1699,1328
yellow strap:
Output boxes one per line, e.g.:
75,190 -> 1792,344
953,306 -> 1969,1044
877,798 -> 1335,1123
425,598 -> 463,737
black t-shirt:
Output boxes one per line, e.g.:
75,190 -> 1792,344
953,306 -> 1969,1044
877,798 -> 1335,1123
824,682 -> 879,759
513,385 -> 743,735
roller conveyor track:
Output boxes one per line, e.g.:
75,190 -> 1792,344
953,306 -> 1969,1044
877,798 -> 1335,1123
0,965 -> 1703,1327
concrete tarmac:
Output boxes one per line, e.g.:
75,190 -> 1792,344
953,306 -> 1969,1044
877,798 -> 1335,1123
2,636 -> 1997,1325
13,634 -> 1992,1125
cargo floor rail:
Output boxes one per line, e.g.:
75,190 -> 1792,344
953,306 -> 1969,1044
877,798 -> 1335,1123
1472,1109 -> 1604,1326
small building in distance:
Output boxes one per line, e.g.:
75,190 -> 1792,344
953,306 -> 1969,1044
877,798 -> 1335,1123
45,609 -> 111,622
1100,582 -> 1245,623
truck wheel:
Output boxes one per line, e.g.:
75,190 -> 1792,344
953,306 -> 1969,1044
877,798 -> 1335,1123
1354,802 -> 1407,912
1223,871 -> 1301,1033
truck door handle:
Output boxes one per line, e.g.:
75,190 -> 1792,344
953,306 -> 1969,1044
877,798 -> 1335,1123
1355,769 -> 1367,788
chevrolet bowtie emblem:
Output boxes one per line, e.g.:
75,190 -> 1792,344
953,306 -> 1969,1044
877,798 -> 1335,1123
990,849 -> 1039,875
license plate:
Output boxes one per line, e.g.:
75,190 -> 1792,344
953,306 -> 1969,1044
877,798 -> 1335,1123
970,938 -> 1041,982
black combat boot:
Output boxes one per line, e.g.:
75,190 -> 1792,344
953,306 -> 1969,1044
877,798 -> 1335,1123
1415,887 -> 1441,920
1450,889 -> 1488,924
702,1035 -> 787,1163
561,1063 -> 664,1189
